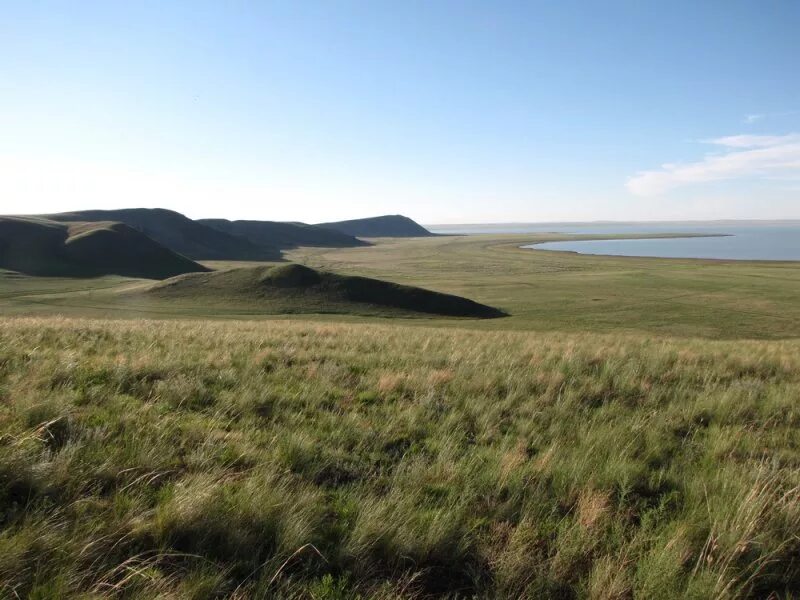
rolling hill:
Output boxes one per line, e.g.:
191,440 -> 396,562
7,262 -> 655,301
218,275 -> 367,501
316,214 -> 433,237
45,208 -> 279,261
0,216 -> 208,278
134,263 -> 505,318
198,218 -> 368,250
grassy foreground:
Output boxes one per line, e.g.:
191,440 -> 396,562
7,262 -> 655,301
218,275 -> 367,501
1,318 -> 799,598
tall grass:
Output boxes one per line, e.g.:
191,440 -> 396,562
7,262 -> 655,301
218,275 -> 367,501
0,317 -> 798,598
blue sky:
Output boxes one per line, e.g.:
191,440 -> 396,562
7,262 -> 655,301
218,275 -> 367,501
2,1 -> 799,223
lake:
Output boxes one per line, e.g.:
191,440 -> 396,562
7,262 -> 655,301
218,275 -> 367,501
427,223 -> 800,261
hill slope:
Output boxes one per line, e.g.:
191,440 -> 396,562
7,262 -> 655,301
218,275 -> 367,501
136,263 -> 504,318
45,208 -> 278,261
316,215 -> 433,237
198,218 -> 368,250
0,216 -> 208,278
0,319 -> 797,597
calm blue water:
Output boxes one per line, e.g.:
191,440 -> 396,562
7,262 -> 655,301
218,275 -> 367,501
427,223 -> 800,261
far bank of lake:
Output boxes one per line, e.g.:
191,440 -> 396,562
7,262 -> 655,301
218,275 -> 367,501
428,222 -> 800,261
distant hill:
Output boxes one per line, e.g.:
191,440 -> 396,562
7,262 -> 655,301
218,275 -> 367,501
316,215 -> 433,237
135,263 -> 505,318
45,208 -> 279,261
0,216 -> 208,278
198,219 -> 369,250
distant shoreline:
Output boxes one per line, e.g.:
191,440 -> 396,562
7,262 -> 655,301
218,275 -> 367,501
519,231 -> 800,263
524,232 -> 731,242
428,219 -> 800,230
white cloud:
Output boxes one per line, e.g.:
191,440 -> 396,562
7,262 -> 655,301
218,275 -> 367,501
743,110 -> 798,124
705,134 -> 800,148
626,134 -> 800,196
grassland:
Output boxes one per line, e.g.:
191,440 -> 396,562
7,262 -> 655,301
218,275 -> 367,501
0,216 -> 206,279
1,233 -> 799,597
286,234 -> 800,339
2,233 -> 800,338
131,264 -> 505,319
0,318 -> 798,598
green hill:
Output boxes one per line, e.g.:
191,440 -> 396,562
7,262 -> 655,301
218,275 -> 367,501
136,263 -> 505,318
316,214 -> 433,237
0,216 -> 208,278
198,218 -> 369,250
45,208 -> 279,261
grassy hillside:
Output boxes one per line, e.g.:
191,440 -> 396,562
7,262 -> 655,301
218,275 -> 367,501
286,234 -> 800,339
45,208 -> 279,261
2,232 -> 800,338
0,216 -> 207,279
199,218 -> 369,250
0,318 -> 798,597
317,214 -> 433,237
133,263 -> 505,319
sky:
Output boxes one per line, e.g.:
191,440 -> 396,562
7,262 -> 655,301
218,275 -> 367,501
2,1 -> 799,224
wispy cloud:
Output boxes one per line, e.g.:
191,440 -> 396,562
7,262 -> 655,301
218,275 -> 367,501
705,134 -> 800,148
743,110 -> 798,124
626,134 -> 800,196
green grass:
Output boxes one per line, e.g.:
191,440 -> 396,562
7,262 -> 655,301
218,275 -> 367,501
128,263 -> 505,319
1,233 -> 799,338
0,216 -> 207,279
315,215 -> 433,237
286,234 -> 800,339
0,318 -> 798,598
1,234 -> 799,597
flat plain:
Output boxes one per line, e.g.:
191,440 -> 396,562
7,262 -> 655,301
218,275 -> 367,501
1,233 -> 799,598
5,233 -> 797,338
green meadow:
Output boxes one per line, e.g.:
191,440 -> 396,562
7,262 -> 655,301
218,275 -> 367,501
1,235 -> 799,598
285,234 -> 800,339
3,234 -> 798,338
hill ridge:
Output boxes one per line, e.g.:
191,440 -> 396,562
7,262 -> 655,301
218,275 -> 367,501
198,218 -> 369,250
138,263 -> 505,318
316,215 -> 433,237
0,216 -> 208,278
45,208 -> 279,261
